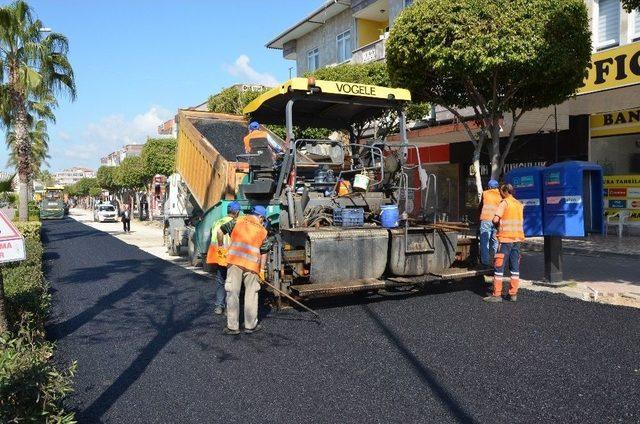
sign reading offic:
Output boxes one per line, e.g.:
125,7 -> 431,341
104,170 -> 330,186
0,211 -> 25,263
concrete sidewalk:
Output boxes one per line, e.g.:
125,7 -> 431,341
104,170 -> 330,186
524,234 -> 640,258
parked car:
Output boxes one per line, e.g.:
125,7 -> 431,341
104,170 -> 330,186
93,203 -> 118,222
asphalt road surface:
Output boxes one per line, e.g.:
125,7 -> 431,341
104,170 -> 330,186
44,218 -> 640,423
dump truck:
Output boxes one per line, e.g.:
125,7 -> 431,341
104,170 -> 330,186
40,186 -> 66,220
165,79 -> 486,301
163,111 -> 281,265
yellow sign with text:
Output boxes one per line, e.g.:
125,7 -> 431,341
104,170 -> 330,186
578,42 -> 640,95
590,108 -> 640,137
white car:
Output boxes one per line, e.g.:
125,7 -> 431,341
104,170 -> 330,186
94,204 -> 118,222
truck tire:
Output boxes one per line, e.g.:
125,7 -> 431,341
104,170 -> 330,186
188,235 -> 202,267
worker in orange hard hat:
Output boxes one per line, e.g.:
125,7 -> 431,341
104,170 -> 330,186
478,179 -> 501,267
484,183 -> 525,303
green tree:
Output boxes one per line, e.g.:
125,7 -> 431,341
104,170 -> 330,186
386,0 -> 591,196
622,1 -> 640,12
307,62 -> 430,139
140,138 -> 176,180
114,156 -> 145,189
207,86 -> 265,115
96,165 -> 118,191
70,177 -> 99,196
0,1 -> 76,221
7,119 -> 50,174
36,168 -> 55,186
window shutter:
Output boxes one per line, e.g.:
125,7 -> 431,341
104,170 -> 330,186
597,0 -> 620,48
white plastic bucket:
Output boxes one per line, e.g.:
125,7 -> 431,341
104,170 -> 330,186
353,173 -> 370,191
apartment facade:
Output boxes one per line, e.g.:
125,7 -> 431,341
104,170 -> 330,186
100,144 -> 144,167
269,0 -> 640,223
54,167 -> 96,186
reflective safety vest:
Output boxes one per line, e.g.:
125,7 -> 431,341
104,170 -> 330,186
243,130 -> 269,153
480,188 -> 502,221
227,215 -> 268,273
497,196 -> 525,242
206,216 -> 234,265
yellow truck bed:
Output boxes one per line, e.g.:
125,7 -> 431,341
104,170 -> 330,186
176,110 -> 250,211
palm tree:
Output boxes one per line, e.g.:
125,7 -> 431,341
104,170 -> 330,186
0,1 -> 76,220
7,118 -> 51,175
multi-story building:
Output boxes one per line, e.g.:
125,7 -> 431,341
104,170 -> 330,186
54,167 -> 96,186
100,144 -> 144,167
268,0 -> 640,225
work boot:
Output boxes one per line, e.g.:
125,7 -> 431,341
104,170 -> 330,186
244,323 -> 263,334
483,295 -> 503,303
213,306 -> 224,315
223,327 -> 240,335
508,295 -> 518,302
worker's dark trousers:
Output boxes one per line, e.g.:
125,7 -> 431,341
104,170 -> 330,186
122,219 -> 130,232
492,242 -> 521,297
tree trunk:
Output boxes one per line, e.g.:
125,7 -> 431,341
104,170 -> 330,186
473,145 -> 483,201
9,76 -> 31,221
0,272 -> 8,333
490,122 -> 501,180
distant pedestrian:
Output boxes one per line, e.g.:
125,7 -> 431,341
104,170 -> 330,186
122,204 -> 131,233
484,184 -> 525,303
478,179 -> 501,267
219,205 -> 271,335
206,201 -> 241,316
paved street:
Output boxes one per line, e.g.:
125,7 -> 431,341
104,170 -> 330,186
45,217 -> 640,423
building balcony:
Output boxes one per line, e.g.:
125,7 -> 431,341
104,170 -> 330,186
351,37 -> 386,64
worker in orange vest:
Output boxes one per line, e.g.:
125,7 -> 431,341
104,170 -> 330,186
484,183 -> 525,303
219,205 -> 271,335
206,201 -> 241,316
244,121 -> 284,155
478,179 -> 501,267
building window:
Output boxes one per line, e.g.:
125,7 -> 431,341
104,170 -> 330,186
336,30 -> 352,63
307,47 -> 320,71
596,0 -> 621,50
633,9 -> 640,41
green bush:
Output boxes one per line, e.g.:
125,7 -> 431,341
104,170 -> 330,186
1,220 -> 75,422
0,318 -> 76,423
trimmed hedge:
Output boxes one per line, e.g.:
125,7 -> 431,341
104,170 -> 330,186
0,221 -> 76,422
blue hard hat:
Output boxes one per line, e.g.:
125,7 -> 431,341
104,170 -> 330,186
227,201 -> 241,213
488,179 -> 499,189
251,205 -> 267,217
249,121 -> 260,130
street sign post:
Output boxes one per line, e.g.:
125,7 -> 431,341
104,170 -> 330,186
0,211 -> 26,263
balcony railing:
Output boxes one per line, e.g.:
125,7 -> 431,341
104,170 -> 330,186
351,37 -> 386,64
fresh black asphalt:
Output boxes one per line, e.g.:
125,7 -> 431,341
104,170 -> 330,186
44,218 -> 640,423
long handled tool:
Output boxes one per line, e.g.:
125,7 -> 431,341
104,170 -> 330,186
258,276 -> 320,319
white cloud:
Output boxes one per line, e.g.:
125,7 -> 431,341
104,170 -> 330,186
58,106 -> 173,164
223,55 -> 278,87
58,131 -> 71,142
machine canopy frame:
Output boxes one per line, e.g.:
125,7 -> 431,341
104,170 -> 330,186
242,78 -> 412,130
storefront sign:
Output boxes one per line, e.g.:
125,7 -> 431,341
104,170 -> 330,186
604,174 -> 640,221
590,107 -> 640,137
579,42 -> 640,95
0,211 -> 26,263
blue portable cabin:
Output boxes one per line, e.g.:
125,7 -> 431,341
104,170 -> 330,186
505,167 -> 544,237
542,161 -> 604,237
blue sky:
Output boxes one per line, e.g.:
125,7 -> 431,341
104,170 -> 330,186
0,0 -> 323,173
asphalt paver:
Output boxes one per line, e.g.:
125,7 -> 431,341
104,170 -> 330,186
44,218 -> 640,423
